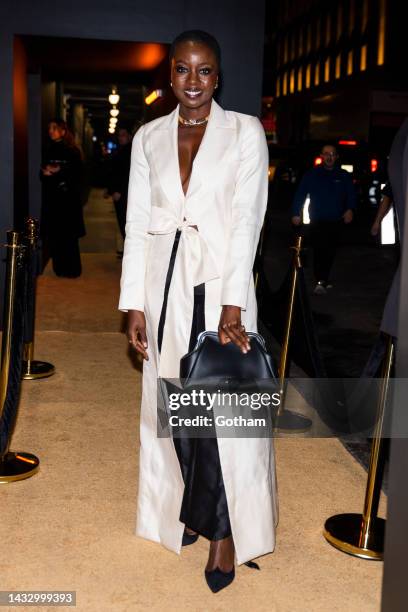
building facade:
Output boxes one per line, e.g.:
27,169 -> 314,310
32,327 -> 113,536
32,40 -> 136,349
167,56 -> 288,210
271,0 -> 408,150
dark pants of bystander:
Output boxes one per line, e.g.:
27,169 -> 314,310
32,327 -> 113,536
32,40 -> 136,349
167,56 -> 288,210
310,219 -> 343,283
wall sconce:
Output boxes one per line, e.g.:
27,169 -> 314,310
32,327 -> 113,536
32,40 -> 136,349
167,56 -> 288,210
145,89 -> 163,105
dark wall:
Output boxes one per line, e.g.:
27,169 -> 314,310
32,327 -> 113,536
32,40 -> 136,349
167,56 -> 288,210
13,37 -> 29,230
0,0 -> 266,322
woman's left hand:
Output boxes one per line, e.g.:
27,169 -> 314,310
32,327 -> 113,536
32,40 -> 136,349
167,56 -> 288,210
218,305 -> 250,354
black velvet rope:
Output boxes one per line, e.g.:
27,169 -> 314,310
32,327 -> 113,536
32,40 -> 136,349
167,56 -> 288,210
0,246 -> 28,457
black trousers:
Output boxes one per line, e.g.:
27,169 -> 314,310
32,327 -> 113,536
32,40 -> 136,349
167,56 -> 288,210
310,220 -> 342,283
50,234 -> 82,278
114,195 -> 127,240
158,230 -> 232,541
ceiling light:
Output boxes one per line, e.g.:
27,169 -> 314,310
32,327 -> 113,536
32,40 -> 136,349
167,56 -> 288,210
145,89 -> 163,105
109,88 -> 120,105
108,127 -> 115,134
110,117 -> 118,124
110,107 -> 120,118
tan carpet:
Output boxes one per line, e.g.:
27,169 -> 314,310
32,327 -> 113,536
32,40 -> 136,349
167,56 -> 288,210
0,190 -> 385,611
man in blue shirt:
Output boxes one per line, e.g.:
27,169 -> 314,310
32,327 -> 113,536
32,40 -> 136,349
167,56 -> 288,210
291,144 -> 356,294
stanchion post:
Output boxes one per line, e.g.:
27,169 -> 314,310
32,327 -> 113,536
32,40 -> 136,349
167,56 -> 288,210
274,235 -> 312,433
323,335 -> 393,559
0,231 -> 39,483
21,217 -> 55,380
0,232 -> 21,412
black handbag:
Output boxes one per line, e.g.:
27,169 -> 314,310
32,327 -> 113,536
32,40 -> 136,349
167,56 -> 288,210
180,331 -> 277,389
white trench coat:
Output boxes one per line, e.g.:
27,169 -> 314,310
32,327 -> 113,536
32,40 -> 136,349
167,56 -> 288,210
119,99 -> 278,565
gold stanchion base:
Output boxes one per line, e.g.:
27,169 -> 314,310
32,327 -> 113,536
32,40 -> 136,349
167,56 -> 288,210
22,360 -> 55,380
0,451 -> 40,483
273,410 -> 312,433
323,513 -> 385,560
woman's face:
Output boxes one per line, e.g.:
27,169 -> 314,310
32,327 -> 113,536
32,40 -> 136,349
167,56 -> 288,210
48,122 -> 66,141
170,40 -> 218,115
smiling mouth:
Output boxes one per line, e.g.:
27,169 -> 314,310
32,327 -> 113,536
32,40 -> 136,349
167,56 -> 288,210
184,90 -> 203,98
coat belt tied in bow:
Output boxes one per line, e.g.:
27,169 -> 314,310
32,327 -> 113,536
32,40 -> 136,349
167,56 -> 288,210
148,206 -> 219,378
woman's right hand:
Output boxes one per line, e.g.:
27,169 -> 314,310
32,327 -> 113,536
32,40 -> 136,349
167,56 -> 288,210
127,310 -> 149,360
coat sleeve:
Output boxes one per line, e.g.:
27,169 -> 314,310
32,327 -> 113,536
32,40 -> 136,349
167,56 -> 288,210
118,126 -> 151,312
220,116 -> 269,310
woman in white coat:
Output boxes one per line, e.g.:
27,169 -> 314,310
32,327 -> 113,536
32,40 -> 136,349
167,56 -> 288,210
119,30 -> 278,593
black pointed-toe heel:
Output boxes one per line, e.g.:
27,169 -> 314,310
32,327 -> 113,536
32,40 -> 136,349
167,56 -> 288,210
204,567 -> 235,593
182,530 -> 199,546
244,560 -> 260,570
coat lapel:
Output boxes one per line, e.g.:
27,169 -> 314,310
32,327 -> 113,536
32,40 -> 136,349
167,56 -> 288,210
150,107 -> 185,208
150,99 -> 236,208
186,99 -> 236,201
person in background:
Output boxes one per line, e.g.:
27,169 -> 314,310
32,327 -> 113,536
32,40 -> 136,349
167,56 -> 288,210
106,124 -> 134,241
371,181 -> 394,237
291,144 -> 356,294
41,119 -> 85,278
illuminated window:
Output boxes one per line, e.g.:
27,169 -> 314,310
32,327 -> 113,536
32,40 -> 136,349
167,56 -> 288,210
324,58 -> 330,82
290,69 -> 295,93
284,36 -> 288,63
360,45 -> 367,71
297,67 -> 303,91
314,63 -> 320,86
306,64 -> 311,88
378,0 -> 386,65
276,76 -> 281,97
307,24 -> 312,52
349,0 -> 355,34
337,4 -> 343,40
362,0 -> 369,32
299,27 -> 304,56
347,50 -> 353,75
326,14 -> 331,45
335,53 -> 341,78
283,72 -> 288,96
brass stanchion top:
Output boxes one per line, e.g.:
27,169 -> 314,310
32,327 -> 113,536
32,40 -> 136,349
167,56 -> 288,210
5,231 -> 21,248
24,218 -> 39,245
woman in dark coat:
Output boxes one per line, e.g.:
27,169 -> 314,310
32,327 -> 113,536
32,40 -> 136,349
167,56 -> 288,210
41,119 -> 85,277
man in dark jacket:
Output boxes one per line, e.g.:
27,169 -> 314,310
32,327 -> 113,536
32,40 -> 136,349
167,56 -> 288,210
107,125 -> 133,239
292,144 -> 356,294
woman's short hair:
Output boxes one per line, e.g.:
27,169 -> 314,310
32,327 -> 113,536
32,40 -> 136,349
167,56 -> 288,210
169,30 -> 221,68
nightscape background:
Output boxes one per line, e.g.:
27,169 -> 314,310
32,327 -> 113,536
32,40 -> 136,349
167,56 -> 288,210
1,1 -> 408,610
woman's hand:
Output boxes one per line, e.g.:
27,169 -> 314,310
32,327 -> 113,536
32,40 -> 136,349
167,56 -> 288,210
371,220 -> 381,236
127,310 -> 149,360
343,209 -> 353,224
218,305 -> 250,354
